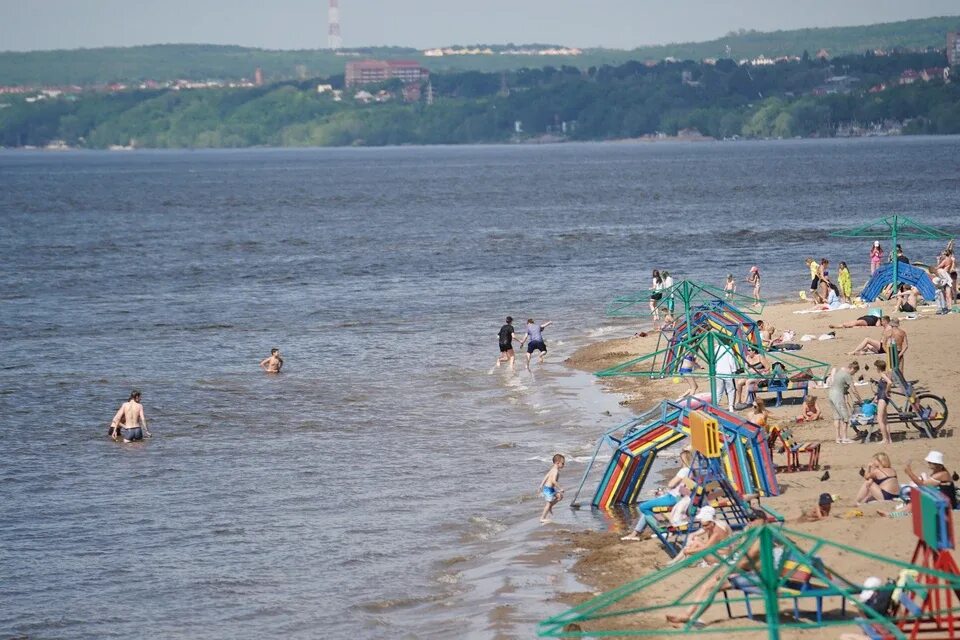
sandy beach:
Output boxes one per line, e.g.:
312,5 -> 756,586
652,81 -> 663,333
553,297 -> 960,638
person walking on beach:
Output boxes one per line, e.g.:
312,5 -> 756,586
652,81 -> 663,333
259,348 -> 283,373
109,390 -> 151,442
495,316 -> 519,370
519,318 -> 552,370
539,454 -> 565,523
661,270 -> 675,314
828,361 -> 862,444
870,241 -> 883,275
649,270 -> 664,326
724,274 -> 736,299
714,343 -> 738,411
746,266 -> 761,306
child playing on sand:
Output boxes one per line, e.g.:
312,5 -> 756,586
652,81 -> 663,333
796,395 -> 822,422
724,274 -> 736,299
798,493 -> 835,522
539,454 -> 565,523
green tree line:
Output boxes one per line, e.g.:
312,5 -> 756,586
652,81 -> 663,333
1,51 -> 958,149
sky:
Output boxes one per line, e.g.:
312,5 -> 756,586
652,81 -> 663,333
2,0 -> 959,52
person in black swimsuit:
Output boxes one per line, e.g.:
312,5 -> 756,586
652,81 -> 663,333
830,314 -> 883,330
872,359 -> 895,444
495,316 -> 518,370
856,452 -> 900,504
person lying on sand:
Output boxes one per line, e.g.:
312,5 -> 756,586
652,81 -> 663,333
830,314 -> 884,330
797,493 -> 834,522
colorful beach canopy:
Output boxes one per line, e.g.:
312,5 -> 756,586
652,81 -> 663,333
830,215 -> 953,294
538,508 -> 960,639
567,398 -> 780,510
606,279 -> 765,318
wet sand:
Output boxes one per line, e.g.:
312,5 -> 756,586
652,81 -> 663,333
554,298 -> 960,637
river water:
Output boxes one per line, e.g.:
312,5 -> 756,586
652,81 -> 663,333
1,138 -> 959,639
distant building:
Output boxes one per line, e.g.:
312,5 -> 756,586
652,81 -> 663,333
815,48 -> 830,60
899,69 -> 919,85
345,60 -> 429,87
948,32 -> 960,67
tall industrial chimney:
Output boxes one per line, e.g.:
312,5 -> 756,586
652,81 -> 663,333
328,0 -> 342,50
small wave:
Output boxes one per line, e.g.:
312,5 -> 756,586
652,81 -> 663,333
436,571 -> 462,585
463,515 -> 507,541
359,593 -> 447,612
585,326 -> 622,338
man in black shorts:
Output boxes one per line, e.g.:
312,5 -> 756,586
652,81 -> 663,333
496,316 -> 519,370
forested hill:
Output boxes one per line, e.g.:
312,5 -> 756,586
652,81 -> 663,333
1,15 -> 958,86
3,50 -> 959,149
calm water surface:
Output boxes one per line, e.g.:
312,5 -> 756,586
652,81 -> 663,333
1,138 -> 959,639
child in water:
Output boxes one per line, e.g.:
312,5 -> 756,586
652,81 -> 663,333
796,395 -> 822,422
724,274 -> 736,298
539,454 -> 565,523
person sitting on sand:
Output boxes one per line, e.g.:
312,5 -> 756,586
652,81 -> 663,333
621,480 -> 693,541
848,317 -> 895,355
667,506 -> 732,566
746,398 -> 771,431
757,320 -> 776,348
624,448 -> 693,529
796,395 -> 822,422
812,287 -> 842,311
893,285 -> 919,313
904,451 -> 958,509
665,509 -> 768,627
830,314 -> 887,330
798,493 -> 835,522
856,452 -> 900,505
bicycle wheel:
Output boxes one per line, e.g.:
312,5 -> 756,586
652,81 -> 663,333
909,394 -> 948,435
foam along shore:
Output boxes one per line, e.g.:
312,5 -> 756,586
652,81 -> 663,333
557,298 -> 959,636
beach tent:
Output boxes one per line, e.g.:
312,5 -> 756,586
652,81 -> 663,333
567,398 -> 780,510
860,263 -> 937,303
606,279 -> 765,318
537,519 -> 960,639
830,215 -> 952,296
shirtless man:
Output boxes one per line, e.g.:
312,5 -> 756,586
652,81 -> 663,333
259,348 -> 283,373
109,390 -> 150,442
847,316 -> 891,354
893,285 -> 919,313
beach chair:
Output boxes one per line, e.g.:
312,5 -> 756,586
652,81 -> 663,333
754,378 -> 810,408
721,554 -> 846,623
776,428 -> 821,472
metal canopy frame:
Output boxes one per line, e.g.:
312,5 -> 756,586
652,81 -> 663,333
607,280 -> 766,319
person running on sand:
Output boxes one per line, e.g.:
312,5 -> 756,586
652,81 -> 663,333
871,359 -> 895,444
109,390 -> 151,442
746,266 -> 761,306
856,452 -> 899,505
798,493 -> 835,522
796,395 -> 822,422
838,261 -> 853,303
665,509 -> 768,627
724,274 -> 736,299
870,241 -> 883,275
519,319 -> 552,369
539,454 -> 565,523
904,451 -> 958,509
829,361 -> 862,444
259,348 -> 284,373
495,316 -> 519,370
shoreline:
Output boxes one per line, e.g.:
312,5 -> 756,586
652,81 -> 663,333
553,296 -> 960,636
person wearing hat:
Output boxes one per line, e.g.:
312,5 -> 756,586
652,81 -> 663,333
905,451 -> 958,509
870,241 -> 883,276
668,505 -> 732,565
799,493 -> 836,522
666,509 -> 768,627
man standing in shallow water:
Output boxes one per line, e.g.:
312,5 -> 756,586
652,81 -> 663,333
109,390 -> 150,442
259,348 -> 284,373
496,316 -> 519,370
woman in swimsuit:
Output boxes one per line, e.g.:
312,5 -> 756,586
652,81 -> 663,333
856,452 -> 900,505
936,250 -> 955,309
746,398 -> 771,431
870,241 -> 883,276
677,352 -> 700,399
905,451 -> 958,509
735,347 -> 769,405
747,266 -> 761,306
872,359 -> 894,444
649,269 -> 663,325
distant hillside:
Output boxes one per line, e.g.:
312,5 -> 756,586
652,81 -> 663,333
0,15 -> 958,86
